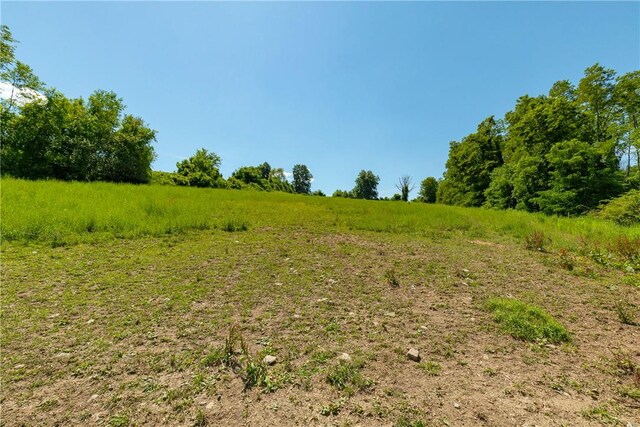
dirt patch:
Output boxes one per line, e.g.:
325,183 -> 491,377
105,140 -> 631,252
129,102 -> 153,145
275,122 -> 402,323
1,229 -> 638,426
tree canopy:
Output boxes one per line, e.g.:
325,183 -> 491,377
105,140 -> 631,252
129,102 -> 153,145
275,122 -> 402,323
440,63 -> 637,216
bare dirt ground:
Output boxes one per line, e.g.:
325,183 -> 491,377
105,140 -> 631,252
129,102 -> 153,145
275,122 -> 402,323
1,228 -> 639,426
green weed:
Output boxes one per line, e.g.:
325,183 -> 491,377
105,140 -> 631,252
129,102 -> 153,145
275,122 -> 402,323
326,360 -> 373,394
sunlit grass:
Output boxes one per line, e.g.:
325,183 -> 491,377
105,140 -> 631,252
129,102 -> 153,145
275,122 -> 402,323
1,177 -> 638,249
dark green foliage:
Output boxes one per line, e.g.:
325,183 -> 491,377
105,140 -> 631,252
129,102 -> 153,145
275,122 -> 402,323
229,163 -> 294,193
176,148 -> 224,188
417,177 -> 438,203
353,170 -> 380,200
292,164 -> 313,194
444,64 -> 636,216
332,189 -> 353,198
534,139 -> 622,215
485,298 -> 571,343
438,117 -> 503,206
2,90 -> 156,183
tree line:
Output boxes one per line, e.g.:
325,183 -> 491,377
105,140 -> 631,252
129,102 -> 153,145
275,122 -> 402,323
2,24 -> 637,217
438,64 -> 639,216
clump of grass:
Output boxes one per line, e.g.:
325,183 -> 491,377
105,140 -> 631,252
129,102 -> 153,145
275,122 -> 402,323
395,416 -> 426,427
384,268 -> 400,288
524,230 -> 551,252
417,361 -> 441,376
320,398 -> 346,416
200,326 -> 276,391
614,300 -> 637,325
485,298 -> 571,343
108,414 -> 130,427
194,410 -> 207,427
581,405 -> 619,424
326,360 -> 373,394
221,218 -> 248,232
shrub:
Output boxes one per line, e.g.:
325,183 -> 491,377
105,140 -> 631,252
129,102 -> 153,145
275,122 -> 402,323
596,190 -> 640,226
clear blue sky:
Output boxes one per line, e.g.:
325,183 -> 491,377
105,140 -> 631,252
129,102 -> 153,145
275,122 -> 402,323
2,1 -> 639,197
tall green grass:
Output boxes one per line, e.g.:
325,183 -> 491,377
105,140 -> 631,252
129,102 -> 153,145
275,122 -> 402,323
1,178 -> 638,247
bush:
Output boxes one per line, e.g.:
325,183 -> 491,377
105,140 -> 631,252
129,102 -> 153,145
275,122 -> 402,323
596,190 -> 640,226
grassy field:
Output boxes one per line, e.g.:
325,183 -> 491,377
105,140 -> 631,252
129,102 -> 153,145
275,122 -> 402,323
1,178 -> 639,426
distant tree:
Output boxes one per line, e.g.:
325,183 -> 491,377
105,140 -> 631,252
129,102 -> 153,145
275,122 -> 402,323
311,190 -> 326,197
395,175 -> 414,202
391,193 -> 402,201
417,177 -> 438,203
176,148 -> 223,188
292,164 -> 313,194
332,189 -> 352,198
353,170 -> 380,200
2,89 -> 156,183
259,162 -> 271,180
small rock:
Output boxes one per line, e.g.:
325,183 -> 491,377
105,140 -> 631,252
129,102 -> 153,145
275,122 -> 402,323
627,423 -> 637,427
348,312 -> 355,317
86,319 -> 95,325
384,311 -> 396,317
55,352 -> 71,359
14,364 -> 25,369
462,268 -> 470,274
482,354 -> 489,360
407,348 -> 421,362
337,353 -> 352,363
89,394 -> 98,402
274,282 -> 283,286
263,355 -> 277,365
454,402 -> 461,409
317,298 -> 329,303
420,325 -> 428,331
206,401 -> 215,409
293,314 -> 302,319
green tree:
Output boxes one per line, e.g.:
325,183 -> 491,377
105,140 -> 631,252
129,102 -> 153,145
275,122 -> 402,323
292,164 -> 312,194
3,89 -> 156,183
577,63 -> 617,144
534,139 -> 623,215
176,148 -> 223,188
438,117 -> 503,206
353,170 -> 380,200
0,25 -> 44,115
417,177 -> 438,203
613,70 -> 640,180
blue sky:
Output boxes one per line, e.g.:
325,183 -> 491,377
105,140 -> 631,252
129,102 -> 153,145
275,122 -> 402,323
2,1 -> 639,197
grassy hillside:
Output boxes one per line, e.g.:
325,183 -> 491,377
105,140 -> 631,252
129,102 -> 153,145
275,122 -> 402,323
1,178 -> 639,426
2,177 -> 638,250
